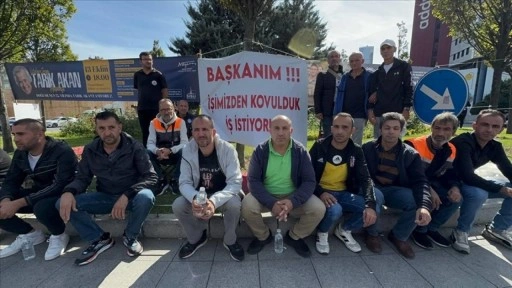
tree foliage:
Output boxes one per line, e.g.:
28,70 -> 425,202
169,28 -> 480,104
432,0 -> 512,108
0,0 -> 76,151
151,40 -> 166,58
396,21 -> 410,61
168,0 -> 332,59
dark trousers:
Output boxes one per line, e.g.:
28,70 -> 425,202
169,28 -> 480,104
147,150 -> 181,182
138,109 -> 159,147
0,196 -> 65,235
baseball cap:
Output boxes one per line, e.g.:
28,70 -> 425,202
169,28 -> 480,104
380,39 -> 396,48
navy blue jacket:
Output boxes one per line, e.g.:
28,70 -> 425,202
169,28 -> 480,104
333,69 -> 372,118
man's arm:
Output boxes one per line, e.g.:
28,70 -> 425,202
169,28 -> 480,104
25,145 -> 78,206
492,142 -> 512,183
248,145 -> 278,210
402,63 -> 413,108
406,151 -> 432,211
308,141 -> 324,197
289,147 -> 316,208
133,72 -> 138,89
354,147 -> 376,210
313,73 -> 324,116
63,148 -> 94,195
160,73 -> 168,99
0,152 -> 26,202
125,143 -> 158,199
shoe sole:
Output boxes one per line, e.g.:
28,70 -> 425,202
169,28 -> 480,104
283,236 -> 311,258
75,240 -> 115,266
334,229 -> 361,253
126,246 -> 144,257
179,237 -> 208,259
315,245 -> 329,255
450,234 -> 470,254
222,243 -> 244,261
411,236 -> 433,250
426,235 -> 450,248
482,230 -> 512,250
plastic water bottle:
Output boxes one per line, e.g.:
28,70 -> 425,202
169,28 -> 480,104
274,229 -> 284,253
193,187 -> 207,217
21,238 -> 36,260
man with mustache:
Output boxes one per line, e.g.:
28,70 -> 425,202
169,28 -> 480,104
173,115 -> 245,261
362,112 -> 432,259
243,115 -> 325,258
58,111 -> 157,266
147,99 -> 188,195
405,112 -> 462,250
450,109 -> 512,253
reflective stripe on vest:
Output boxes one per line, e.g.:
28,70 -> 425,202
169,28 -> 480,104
152,118 -> 182,148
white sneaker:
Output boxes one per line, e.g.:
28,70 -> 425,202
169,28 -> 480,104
451,229 -> 470,254
0,230 -> 46,258
334,225 -> 361,253
482,225 -> 512,250
315,232 -> 330,255
45,233 -> 70,260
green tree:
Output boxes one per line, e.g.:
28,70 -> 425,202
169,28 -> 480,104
151,40 -> 166,58
0,0 -> 76,151
432,0 -> 512,109
397,21 -> 410,61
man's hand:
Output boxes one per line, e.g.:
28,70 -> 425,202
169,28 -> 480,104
363,208 -> 377,227
430,188 -> 442,210
111,194 -> 129,220
447,186 -> 462,203
367,110 -> 377,125
200,200 -> 216,220
415,208 -> 431,226
156,148 -> 171,160
320,192 -> 337,208
402,109 -> 410,121
59,192 -> 77,223
368,92 -> 377,104
315,113 -> 323,120
500,186 -> 512,198
0,199 -> 20,219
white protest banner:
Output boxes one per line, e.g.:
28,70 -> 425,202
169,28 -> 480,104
198,51 -> 308,147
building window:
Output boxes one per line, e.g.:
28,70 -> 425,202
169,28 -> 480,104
454,39 -> 458,45
457,51 -> 460,59
466,47 -> 470,55
461,50 -> 465,56
453,54 -> 456,61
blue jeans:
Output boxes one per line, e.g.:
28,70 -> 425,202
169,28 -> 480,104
379,186 -> 417,241
56,190 -> 155,242
321,116 -> 333,138
416,186 -> 461,233
317,188 -> 384,236
457,182 -> 512,232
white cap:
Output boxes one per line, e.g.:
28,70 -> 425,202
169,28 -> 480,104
380,39 -> 396,48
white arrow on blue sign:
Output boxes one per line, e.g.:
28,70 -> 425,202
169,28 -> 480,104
413,68 -> 469,124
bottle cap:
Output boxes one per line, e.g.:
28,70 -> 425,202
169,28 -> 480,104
276,229 -> 281,233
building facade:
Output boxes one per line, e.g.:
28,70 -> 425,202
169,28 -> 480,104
359,46 -> 374,64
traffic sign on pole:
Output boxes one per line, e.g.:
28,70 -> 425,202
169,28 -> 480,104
413,68 -> 469,124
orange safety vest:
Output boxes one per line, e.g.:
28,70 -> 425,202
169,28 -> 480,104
407,135 -> 456,164
152,117 -> 183,149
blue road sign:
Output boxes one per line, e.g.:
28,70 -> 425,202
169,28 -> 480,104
413,68 -> 469,124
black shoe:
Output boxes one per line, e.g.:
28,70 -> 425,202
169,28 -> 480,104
223,241 -> 245,261
169,180 -> 180,195
411,231 -> 433,250
427,230 -> 451,247
123,234 -> 143,257
179,230 -> 208,259
247,231 -> 272,255
154,179 -> 168,196
75,232 -> 115,266
284,232 -> 311,258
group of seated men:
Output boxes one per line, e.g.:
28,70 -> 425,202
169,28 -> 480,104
0,107 -> 511,266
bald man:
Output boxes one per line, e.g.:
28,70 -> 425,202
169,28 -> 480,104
242,115 -> 325,258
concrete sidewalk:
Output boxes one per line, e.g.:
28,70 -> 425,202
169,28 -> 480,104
1,226 -> 511,288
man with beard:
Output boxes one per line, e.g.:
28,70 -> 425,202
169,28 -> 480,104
362,112 -> 432,259
450,109 -> 512,253
58,111 -> 157,266
405,112 -> 462,250
147,99 -> 188,195
309,113 -> 384,255
173,115 -> 245,261
0,119 -> 77,260
314,50 -> 343,137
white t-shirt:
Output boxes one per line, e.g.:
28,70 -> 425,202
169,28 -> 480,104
28,154 -> 41,171
383,63 -> 393,73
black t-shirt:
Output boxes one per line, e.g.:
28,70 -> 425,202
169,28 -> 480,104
197,148 -> 226,195
133,69 -> 168,111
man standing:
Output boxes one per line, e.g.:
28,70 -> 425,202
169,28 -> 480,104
134,51 -> 168,147
173,115 -> 245,261
242,115 -> 325,258
176,99 -> 195,139
147,99 -> 188,195
362,112 -> 431,259
309,113 -> 383,255
450,109 -> 512,253
0,119 -> 77,260
314,50 -> 343,137
405,112 -> 462,249
58,111 -> 157,266
333,52 -> 372,145
368,39 -> 413,138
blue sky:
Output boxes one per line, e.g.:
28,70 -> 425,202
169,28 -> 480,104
67,1 -> 415,63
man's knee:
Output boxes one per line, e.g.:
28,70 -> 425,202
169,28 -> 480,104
303,196 -> 326,219
133,189 -> 155,207
172,196 -> 191,216
220,196 -> 242,214
324,203 -> 342,221
461,185 -> 488,204
33,197 -> 59,218
241,194 -> 263,218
